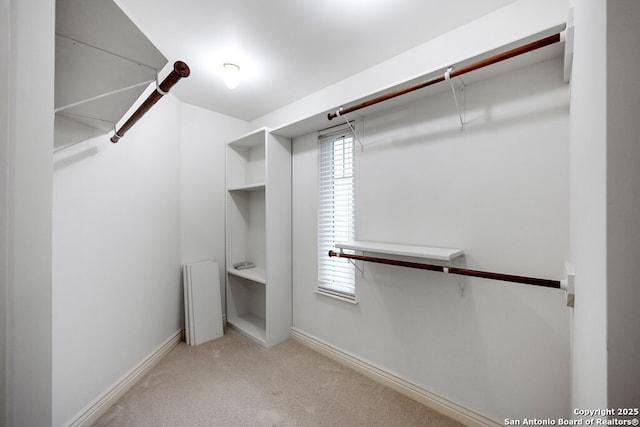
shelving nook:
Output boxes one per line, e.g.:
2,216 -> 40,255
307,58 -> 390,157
225,128 -> 292,347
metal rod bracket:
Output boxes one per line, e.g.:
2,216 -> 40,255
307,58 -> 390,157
561,261 -> 575,307
450,257 -> 466,296
341,249 -> 364,277
156,71 -> 169,95
444,67 -> 465,131
336,109 -> 364,151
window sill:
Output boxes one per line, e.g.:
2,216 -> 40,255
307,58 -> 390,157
315,289 -> 358,305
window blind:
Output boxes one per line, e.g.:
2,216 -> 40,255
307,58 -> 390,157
318,132 -> 355,297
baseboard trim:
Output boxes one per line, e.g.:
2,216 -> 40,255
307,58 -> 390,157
67,329 -> 184,427
290,328 -> 501,427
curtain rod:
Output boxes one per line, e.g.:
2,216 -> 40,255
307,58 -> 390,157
328,250 -> 562,289
111,61 -> 190,143
327,32 -> 562,121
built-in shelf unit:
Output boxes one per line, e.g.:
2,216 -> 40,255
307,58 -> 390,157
225,128 -> 292,347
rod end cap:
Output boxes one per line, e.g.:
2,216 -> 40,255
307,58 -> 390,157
174,61 -> 191,78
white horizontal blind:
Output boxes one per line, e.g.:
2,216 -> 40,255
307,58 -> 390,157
318,131 -> 355,297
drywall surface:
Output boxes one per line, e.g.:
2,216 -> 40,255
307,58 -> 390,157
4,0 -> 55,425
568,0 -> 608,413
606,0 -> 640,410
251,0 -> 567,131
180,102 -> 249,316
0,1 -> 9,422
52,91 -> 182,426
291,58 -> 570,421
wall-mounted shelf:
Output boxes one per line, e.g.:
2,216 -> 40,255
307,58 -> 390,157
270,26 -> 565,140
335,240 -> 464,261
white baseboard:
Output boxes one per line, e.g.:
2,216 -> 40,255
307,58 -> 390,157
290,328 -> 500,427
67,329 -> 184,427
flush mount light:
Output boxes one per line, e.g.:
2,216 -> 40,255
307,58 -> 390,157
223,63 -> 240,89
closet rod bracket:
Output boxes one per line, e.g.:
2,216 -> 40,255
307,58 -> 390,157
444,260 -> 466,296
560,262 -> 575,307
444,67 -> 465,131
336,108 -> 364,151
340,249 -> 364,277
448,257 -> 466,296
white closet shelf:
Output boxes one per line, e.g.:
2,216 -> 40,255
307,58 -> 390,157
335,240 -> 464,261
227,127 -> 270,148
227,266 -> 267,284
228,183 -> 266,192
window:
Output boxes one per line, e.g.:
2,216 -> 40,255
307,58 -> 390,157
318,130 -> 355,299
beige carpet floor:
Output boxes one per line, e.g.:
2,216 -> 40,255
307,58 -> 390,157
94,329 -> 463,427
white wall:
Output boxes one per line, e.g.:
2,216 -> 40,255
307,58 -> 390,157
52,95 -> 249,425
180,103 -> 249,316
52,92 -> 182,426
291,58 -> 570,422
3,0 -> 55,425
568,0 -> 608,413
0,0 -> 9,421
606,0 -> 640,410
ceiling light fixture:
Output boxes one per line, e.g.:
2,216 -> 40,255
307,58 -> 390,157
223,62 -> 240,89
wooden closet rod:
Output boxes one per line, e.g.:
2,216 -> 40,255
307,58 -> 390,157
328,250 -> 562,289
327,32 -> 562,120
111,61 -> 190,143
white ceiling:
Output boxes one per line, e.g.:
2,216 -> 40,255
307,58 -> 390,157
115,0 -> 518,121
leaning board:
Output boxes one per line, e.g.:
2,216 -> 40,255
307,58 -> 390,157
183,260 -> 224,345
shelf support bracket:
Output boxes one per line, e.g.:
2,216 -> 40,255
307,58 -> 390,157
54,79 -> 155,113
444,67 -> 465,131
445,257 -> 466,296
336,108 -> 364,151
340,249 -> 364,277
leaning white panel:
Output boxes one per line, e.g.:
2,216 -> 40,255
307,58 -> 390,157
184,260 -> 224,346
